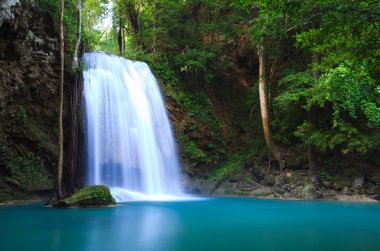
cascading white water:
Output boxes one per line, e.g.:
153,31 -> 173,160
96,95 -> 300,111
83,52 -> 184,202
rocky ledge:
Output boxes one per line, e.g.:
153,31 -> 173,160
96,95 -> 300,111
184,168 -> 380,203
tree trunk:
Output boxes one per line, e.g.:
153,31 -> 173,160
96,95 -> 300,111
126,2 -> 144,48
308,105 -> 317,181
57,0 -> 65,200
258,45 -> 284,174
118,22 -> 125,54
72,0 -> 82,70
308,55 -> 319,182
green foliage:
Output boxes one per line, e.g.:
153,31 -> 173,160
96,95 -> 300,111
82,0 -> 112,51
109,0 -> 234,83
152,61 -> 179,84
184,140 -> 207,160
266,0 -> 380,156
313,123 -> 380,155
310,63 -> 379,128
79,0 -> 380,168
64,2 -> 79,43
178,90 -> 225,152
159,69 -> 224,142
276,72 -> 314,108
209,152 -> 244,182
270,71 -> 312,145
277,63 -> 380,154
175,47 -> 218,83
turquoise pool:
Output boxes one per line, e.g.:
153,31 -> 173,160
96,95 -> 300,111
1,197 -> 379,251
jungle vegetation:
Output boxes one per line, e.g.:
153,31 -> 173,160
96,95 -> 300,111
51,0 -> 380,192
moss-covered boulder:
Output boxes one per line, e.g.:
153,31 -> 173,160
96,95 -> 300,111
48,185 -> 116,208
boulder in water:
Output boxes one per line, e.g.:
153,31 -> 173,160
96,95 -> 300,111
47,185 -> 116,208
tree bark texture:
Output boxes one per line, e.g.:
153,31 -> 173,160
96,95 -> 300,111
258,45 -> 284,173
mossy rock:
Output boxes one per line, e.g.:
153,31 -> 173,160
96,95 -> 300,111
10,151 -> 53,193
48,186 -> 116,208
301,184 -> 318,199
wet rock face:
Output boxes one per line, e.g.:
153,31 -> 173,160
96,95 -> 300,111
0,0 -> 21,26
0,0 -> 58,201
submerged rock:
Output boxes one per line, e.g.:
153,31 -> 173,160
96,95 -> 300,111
47,186 -> 116,208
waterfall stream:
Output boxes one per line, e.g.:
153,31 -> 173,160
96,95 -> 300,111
83,52 -> 184,202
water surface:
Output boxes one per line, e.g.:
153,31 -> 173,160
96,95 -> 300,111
1,197 -> 379,251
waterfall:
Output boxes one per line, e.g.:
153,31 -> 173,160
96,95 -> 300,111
83,52 -> 184,202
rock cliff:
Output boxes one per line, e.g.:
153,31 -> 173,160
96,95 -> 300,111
0,0 -> 58,201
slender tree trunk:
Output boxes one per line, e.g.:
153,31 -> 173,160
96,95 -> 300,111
308,56 -> 319,182
72,0 -> 82,70
57,0 -> 64,200
258,45 -> 284,174
308,105 -> 317,181
118,21 -> 125,54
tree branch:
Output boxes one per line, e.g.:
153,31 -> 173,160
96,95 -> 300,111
72,0 -> 82,70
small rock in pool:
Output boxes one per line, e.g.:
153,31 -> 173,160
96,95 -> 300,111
47,185 -> 116,208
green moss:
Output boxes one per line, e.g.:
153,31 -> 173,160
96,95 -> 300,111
51,186 -> 116,208
209,153 -> 244,182
184,140 -> 206,159
10,151 -> 52,192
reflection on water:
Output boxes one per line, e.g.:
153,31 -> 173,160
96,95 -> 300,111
81,204 -> 181,251
1,198 -> 380,251
138,207 -> 180,250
